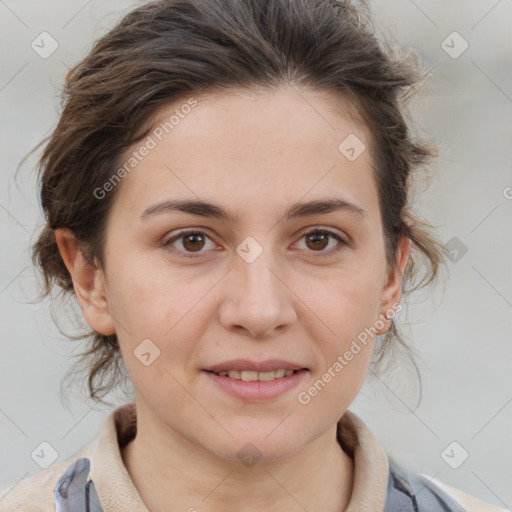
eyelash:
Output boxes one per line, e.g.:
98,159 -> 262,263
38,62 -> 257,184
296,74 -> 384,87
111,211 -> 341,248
163,228 -> 348,259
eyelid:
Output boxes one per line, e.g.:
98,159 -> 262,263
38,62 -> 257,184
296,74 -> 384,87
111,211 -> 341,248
295,225 -> 348,243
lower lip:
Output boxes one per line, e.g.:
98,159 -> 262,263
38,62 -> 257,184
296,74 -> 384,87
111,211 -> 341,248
203,369 -> 308,401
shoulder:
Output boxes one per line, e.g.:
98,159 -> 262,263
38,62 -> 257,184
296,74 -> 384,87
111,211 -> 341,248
386,457 -> 509,512
422,476 -> 510,512
0,441 -> 96,512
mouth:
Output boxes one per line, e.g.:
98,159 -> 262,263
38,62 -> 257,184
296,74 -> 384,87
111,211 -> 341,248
202,367 -> 309,401
204,369 -> 302,381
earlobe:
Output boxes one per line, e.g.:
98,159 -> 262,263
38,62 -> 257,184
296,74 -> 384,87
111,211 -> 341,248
54,228 -> 116,336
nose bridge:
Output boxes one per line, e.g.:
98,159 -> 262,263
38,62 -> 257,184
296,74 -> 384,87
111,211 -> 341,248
243,249 -> 280,296
236,231 -> 281,291
238,245 -> 285,310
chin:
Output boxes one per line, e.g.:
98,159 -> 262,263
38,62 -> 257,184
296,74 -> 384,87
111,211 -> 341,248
210,421 -> 311,465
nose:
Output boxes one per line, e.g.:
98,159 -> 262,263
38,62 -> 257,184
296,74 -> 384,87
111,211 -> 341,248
218,252 -> 297,339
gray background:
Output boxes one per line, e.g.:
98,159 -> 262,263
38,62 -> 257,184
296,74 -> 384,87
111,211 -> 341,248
1,0 -> 511,508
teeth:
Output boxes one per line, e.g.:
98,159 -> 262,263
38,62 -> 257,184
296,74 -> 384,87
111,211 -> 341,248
214,369 -> 299,380
241,371 -> 259,381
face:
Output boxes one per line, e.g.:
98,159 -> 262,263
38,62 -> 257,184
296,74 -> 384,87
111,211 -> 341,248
61,85 -> 408,463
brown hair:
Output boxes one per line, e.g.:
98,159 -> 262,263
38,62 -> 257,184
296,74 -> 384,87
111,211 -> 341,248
31,0 -> 447,404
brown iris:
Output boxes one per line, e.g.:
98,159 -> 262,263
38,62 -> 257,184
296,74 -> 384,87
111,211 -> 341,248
305,232 -> 329,251
182,232 -> 206,252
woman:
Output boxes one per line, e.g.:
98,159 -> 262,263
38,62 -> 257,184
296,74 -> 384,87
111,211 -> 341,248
0,0 -> 506,510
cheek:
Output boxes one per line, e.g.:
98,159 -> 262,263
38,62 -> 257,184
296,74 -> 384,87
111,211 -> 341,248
106,255 -> 178,327
301,277 -> 379,411
300,266 -> 383,396
106,256 -> 215,361
312,265 -> 383,337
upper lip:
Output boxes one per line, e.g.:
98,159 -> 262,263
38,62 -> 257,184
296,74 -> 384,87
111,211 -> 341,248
204,359 -> 308,373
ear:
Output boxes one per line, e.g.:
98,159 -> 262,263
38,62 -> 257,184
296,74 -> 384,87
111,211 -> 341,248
375,235 -> 411,335
54,228 -> 116,336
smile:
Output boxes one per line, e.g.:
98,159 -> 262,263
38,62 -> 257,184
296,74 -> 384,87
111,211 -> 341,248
203,368 -> 308,401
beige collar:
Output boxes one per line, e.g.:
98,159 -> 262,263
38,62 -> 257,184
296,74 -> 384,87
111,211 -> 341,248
339,409 -> 389,511
90,403 -> 389,511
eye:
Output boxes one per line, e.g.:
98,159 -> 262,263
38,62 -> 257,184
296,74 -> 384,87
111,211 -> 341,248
163,227 -> 348,259
294,228 -> 348,257
163,229 -> 217,258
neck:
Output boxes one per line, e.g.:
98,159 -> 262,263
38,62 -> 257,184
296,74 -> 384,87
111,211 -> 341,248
121,408 -> 354,512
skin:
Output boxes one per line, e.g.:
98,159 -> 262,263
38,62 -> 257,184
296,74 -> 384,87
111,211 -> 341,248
56,85 -> 410,512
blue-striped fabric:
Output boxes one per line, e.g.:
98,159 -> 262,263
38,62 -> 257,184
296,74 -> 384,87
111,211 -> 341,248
54,458 -> 102,512
53,456 -> 467,511
386,456 -> 467,511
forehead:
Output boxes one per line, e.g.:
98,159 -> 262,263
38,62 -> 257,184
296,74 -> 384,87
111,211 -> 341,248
148,86 -> 366,159
111,86 -> 379,223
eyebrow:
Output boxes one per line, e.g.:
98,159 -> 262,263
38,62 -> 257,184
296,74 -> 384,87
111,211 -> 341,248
140,197 -> 367,223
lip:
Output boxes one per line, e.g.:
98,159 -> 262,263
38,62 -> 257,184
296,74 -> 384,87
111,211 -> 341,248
204,359 -> 308,373
203,368 -> 308,401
